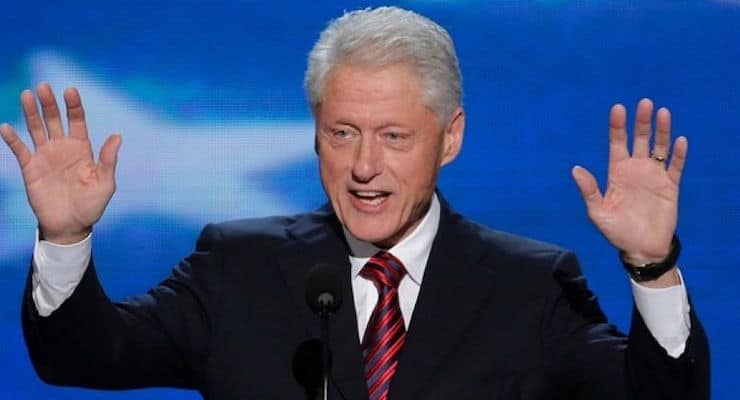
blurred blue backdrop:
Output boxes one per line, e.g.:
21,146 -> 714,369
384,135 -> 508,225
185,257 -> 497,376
1,1 -> 738,398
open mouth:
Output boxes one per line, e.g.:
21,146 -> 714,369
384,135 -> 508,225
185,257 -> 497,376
350,190 -> 391,206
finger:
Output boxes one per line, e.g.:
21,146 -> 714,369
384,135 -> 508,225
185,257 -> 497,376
20,89 -> 48,148
632,98 -> 653,158
667,136 -> 688,185
1,123 -> 33,168
64,87 -> 90,141
37,83 -> 65,140
571,165 -> 603,212
97,134 -> 122,180
652,107 -> 671,163
608,104 -> 629,176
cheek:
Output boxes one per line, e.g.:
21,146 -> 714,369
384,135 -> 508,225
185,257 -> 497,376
394,151 -> 442,192
319,151 -> 348,192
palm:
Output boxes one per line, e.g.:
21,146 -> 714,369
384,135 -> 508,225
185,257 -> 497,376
573,99 -> 687,262
24,137 -> 113,236
594,157 -> 678,258
1,84 -> 121,243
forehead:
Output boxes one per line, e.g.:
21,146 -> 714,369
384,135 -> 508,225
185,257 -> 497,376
324,62 -> 420,100
318,62 -> 437,128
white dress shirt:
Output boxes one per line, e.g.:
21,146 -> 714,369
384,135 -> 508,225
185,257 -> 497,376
344,194 -> 441,341
31,193 -> 691,357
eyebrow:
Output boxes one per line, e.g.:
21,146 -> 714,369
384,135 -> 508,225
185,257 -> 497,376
374,122 -> 412,132
323,120 -> 362,132
323,119 -> 413,133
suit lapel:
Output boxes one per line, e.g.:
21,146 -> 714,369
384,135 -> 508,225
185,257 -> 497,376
277,206 -> 369,400
390,203 -> 498,399
276,199 -> 498,400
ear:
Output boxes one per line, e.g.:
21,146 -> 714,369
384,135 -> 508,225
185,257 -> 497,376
440,106 -> 465,166
312,104 -> 322,156
313,117 -> 321,155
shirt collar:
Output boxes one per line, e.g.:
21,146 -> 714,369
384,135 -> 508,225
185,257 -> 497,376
344,193 -> 441,286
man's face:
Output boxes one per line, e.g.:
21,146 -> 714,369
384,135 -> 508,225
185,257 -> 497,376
315,62 -> 463,248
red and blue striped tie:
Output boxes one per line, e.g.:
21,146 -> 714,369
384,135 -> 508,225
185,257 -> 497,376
360,251 -> 407,400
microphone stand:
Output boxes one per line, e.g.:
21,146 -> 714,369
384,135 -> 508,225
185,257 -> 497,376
320,307 -> 331,400
305,263 -> 342,400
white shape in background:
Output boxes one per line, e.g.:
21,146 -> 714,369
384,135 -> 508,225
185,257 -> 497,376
0,50 -> 317,260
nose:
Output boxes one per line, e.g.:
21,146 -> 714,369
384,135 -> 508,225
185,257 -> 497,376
351,134 -> 383,183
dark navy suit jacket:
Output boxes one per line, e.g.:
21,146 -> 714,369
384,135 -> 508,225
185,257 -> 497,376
22,199 -> 710,399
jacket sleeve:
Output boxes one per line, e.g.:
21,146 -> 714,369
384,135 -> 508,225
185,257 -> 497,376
625,299 -> 710,399
542,250 -> 709,400
21,223 -> 226,391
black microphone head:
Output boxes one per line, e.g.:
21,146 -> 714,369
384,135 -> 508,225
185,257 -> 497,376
305,262 -> 343,314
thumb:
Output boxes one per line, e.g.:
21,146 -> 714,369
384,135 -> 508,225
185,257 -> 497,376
571,165 -> 603,212
98,134 -> 122,180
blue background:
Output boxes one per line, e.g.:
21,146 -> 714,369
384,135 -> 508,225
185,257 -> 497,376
1,1 -> 738,398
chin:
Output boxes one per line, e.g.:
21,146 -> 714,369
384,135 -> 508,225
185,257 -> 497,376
344,221 -> 398,246
347,225 -> 389,242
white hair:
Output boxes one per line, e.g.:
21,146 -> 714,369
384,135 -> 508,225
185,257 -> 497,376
304,6 -> 463,124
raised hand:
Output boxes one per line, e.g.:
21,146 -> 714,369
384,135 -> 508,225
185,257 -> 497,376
572,99 -> 686,273
1,83 -> 122,244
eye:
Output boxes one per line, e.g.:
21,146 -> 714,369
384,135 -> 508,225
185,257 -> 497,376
324,128 -> 357,146
384,131 -> 407,141
382,131 -> 413,151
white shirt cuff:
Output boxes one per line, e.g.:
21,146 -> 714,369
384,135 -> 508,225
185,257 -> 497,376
631,269 -> 691,358
32,230 -> 93,317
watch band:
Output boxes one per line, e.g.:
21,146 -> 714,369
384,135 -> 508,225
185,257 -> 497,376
620,235 -> 681,282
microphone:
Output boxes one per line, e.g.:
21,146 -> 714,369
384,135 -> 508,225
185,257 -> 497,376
305,263 -> 343,400
305,262 -> 343,315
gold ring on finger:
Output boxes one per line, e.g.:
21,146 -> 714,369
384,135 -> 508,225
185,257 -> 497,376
651,152 -> 668,162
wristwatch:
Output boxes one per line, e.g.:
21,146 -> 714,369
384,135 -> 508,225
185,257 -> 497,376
620,235 -> 681,282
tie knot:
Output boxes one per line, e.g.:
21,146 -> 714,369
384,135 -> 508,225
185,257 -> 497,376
360,251 -> 407,289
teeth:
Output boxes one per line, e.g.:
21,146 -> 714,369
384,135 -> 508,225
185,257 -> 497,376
355,191 -> 384,197
358,196 -> 385,206
352,191 -> 388,206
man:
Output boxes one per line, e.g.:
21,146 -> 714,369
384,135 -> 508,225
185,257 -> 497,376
1,6 -> 708,400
